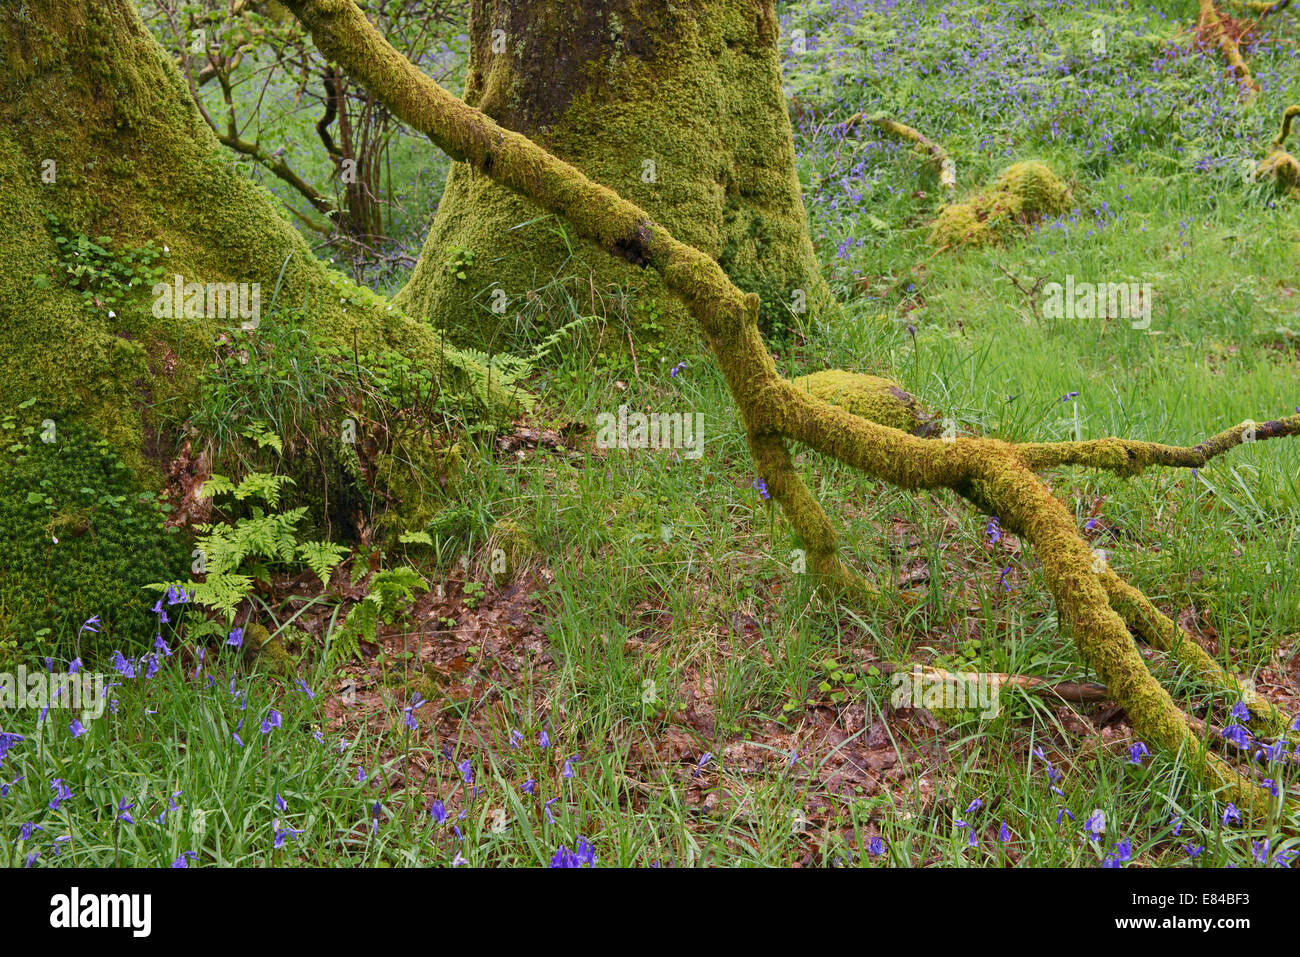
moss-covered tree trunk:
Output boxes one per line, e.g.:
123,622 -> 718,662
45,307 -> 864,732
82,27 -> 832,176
0,0 -> 519,656
394,0 -> 833,350
0,0 -> 513,470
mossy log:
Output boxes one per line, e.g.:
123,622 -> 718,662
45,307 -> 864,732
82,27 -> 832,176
1196,0 -> 1260,98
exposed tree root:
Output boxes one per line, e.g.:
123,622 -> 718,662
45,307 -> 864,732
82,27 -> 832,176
879,662 -> 1110,704
1196,0 -> 1261,98
282,0 -> 1298,820
838,111 -> 956,192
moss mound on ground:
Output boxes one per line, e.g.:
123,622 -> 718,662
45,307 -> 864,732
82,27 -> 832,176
928,161 -> 1074,248
1257,150 -> 1300,195
790,370 -> 938,436
1256,106 -> 1300,197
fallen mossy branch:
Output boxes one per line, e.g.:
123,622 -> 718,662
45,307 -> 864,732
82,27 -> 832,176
1196,0 -> 1261,98
282,0 -> 1298,819
1231,0 -> 1292,16
837,111 -> 956,192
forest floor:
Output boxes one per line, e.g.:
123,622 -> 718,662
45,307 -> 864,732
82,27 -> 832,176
3,0 -> 1300,867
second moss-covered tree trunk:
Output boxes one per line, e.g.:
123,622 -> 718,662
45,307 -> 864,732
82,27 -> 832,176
395,0 -> 833,351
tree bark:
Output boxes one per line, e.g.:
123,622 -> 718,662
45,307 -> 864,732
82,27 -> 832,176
394,0 -> 834,350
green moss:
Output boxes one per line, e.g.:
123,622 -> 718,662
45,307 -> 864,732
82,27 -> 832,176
1257,106 -> 1300,197
928,161 -> 1074,249
789,370 -> 938,436
243,622 -> 297,678
0,416 -> 187,662
394,0 -> 834,353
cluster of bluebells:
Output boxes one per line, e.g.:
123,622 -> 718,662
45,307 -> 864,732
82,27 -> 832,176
0,605 -> 329,867
780,0 -> 1300,276
549,836 -> 596,868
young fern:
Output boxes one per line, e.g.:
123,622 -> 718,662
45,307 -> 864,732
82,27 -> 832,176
148,472 -> 348,620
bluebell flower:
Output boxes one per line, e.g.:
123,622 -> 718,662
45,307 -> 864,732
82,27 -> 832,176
998,821 -> 1011,842
1220,724 -> 1251,748
111,651 -> 135,679
458,759 -> 473,784
867,835 -> 886,856
0,732 -> 24,760
402,692 -> 425,730
1184,844 -> 1203,858
431,800 -> 448,824
549,844 -> 585,867
171,851 -> 197,868
1103,838 -> 1131,868
1222,803 -> 1241,826
116,798 -> 135,824
227,628 -> 243,648
48,778 -> 73,810
1127,742 -> 1149,764
1229,700 -> 1250,723
1084,809 -> 1106,841
69,719 -> 85,738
